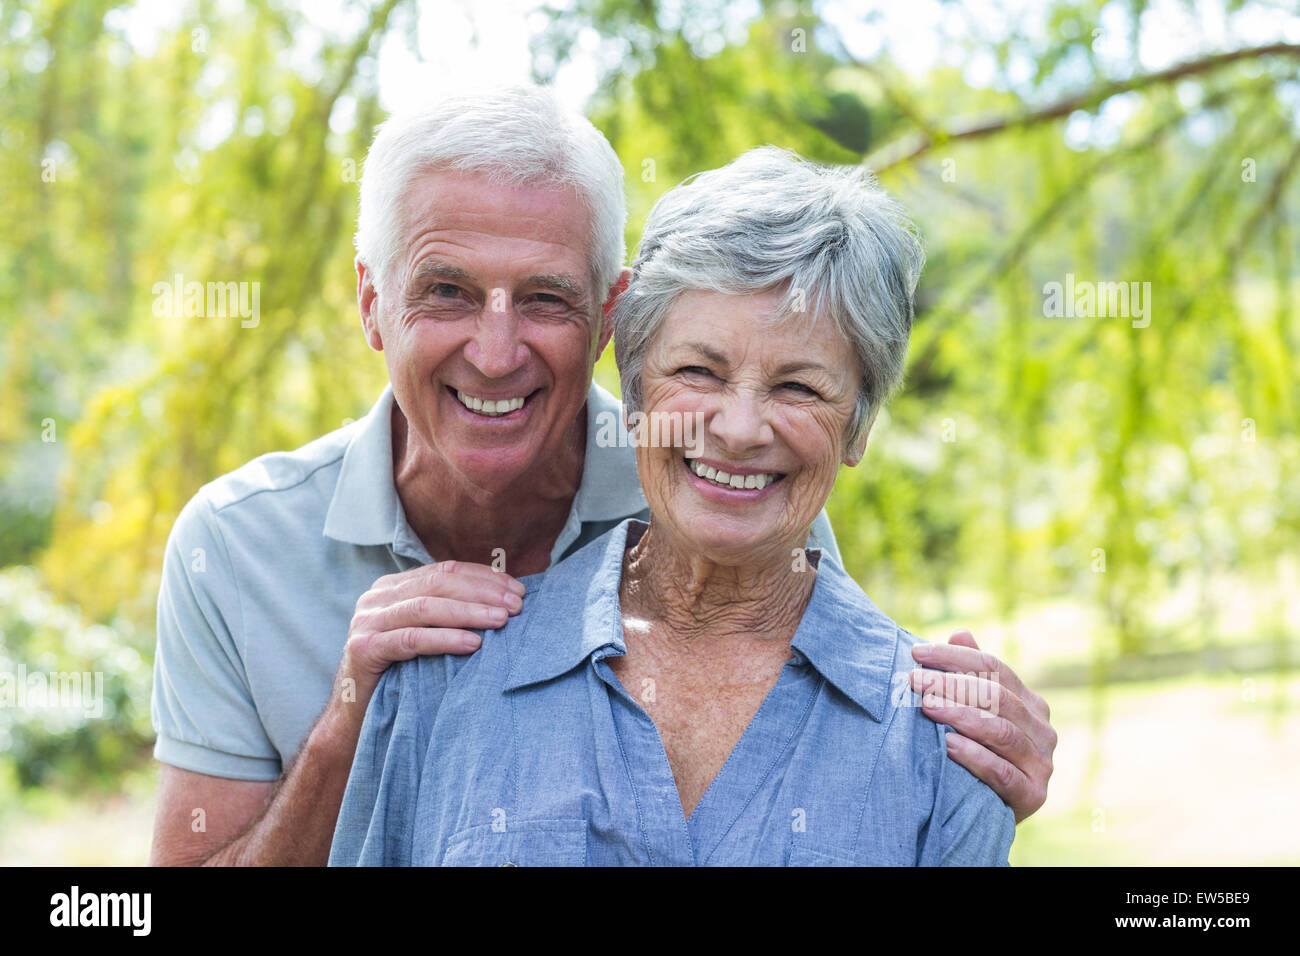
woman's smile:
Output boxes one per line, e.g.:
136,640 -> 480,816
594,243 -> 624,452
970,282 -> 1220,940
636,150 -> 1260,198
682,455 -> 786,495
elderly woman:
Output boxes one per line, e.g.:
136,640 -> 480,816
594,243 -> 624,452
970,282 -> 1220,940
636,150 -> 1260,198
329,146 -> 1014,866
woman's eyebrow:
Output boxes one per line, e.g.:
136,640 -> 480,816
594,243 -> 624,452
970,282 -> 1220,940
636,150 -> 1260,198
673,342 -> 729,365
771,360 -> 830,376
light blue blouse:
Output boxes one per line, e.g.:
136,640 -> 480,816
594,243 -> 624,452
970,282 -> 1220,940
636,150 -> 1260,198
329,519 -> 1014,866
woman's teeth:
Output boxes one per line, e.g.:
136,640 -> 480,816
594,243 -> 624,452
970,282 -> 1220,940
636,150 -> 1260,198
688,457 -> 780,490
455,389 -> 526,416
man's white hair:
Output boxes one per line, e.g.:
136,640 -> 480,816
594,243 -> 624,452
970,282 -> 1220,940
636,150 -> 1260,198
354,85 -> 626,301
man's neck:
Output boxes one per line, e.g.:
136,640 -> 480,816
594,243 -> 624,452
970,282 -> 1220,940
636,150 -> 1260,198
390,402 -> 587,575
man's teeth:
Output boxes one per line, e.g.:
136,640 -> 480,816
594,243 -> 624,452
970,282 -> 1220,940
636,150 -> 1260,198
688,458 -> 780,490
455,389 -> 526,416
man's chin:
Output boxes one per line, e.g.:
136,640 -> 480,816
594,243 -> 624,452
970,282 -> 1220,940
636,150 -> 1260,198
448,453 -> 537,493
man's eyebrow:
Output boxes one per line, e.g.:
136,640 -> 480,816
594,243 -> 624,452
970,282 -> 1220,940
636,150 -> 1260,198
410,260 -> 475,286
523,273 -> 587,299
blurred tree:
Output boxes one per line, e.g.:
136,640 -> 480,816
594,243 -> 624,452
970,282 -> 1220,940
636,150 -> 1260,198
0,0 -> 1296,803
540,0 -> 1300,662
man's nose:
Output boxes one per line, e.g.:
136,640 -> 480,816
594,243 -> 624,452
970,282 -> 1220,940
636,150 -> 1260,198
706,389 -> 774,455
464,304 -> 529,380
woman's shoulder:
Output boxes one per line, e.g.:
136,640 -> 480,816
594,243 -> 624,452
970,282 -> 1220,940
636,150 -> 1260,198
806,554 -> 923,665
804,558 -> 958,745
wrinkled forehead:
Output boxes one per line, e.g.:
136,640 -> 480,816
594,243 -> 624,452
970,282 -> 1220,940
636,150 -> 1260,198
654,288 -> 859,366
395,168 -> 597,276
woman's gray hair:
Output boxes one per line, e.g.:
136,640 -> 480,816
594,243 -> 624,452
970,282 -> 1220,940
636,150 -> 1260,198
613,146 -> 924,449
355,85 -> 626,301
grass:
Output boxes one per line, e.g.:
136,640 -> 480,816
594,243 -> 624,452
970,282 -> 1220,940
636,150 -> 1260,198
1010,672 -> 1300,866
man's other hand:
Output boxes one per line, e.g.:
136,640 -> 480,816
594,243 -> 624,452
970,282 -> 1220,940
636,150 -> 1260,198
910,630 -> 1057,824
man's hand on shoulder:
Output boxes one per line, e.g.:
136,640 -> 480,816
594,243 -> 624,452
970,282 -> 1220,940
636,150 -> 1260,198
909,630 -> 1057,824
324,560 -> 526,741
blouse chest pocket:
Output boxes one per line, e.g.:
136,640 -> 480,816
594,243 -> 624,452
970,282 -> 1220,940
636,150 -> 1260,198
440,819 -> 588,867
787,842 -> 860,867
787,839 -> 915,867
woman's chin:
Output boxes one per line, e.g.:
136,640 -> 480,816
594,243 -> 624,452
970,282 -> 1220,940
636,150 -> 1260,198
671,517 -> 791,566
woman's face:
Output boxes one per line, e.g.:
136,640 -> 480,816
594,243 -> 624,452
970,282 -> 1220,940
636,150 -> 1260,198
634,288 -> 866,566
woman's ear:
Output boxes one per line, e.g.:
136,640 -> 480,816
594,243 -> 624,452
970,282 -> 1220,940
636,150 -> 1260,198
842,405 -> 879,467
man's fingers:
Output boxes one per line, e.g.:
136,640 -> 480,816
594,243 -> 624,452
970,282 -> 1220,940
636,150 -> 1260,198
910,669 -> 1031,737
944,732 -> 1043,824
910,632 -> 1057,822
420,559 -> 526,593
369,565 -> 525,612
947,629 -> 980,650
372,560 -> 525,598
380,626 -> 483,660
911,640 -> 1032,704
916,688 -> 1037,768
376,595 -> 510,633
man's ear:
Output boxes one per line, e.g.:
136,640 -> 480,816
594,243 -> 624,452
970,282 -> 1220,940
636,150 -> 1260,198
842,405 -> 879,467
596,267 -> 632,355
356,257 -> 384,352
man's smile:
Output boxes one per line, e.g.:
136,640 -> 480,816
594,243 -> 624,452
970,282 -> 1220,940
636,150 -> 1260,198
447,385 -> 540,422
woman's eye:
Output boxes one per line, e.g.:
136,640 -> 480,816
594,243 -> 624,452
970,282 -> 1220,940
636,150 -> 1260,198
781,381 -> 820,397
678,366 -> 712,376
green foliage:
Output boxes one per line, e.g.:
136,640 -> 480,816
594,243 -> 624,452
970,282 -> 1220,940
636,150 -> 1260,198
0,567 -> 152,795
1,0 -> 1297,804
539,0 -> 1300,650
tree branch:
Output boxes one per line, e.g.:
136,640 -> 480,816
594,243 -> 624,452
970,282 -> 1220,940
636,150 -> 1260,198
865,42 -> 1300,173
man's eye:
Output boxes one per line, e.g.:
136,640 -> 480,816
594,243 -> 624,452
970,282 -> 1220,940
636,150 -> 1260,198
431,283 -> 462,298
533,293 -> 565,304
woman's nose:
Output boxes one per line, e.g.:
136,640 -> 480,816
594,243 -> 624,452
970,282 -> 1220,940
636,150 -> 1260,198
706,391 -> 774,454
464,306 -> 529,379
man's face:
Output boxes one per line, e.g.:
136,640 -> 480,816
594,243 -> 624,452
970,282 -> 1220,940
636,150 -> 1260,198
359,169 -> 612,491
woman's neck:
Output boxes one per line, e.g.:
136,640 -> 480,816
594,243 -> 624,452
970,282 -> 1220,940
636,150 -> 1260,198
618,521 -> 816,648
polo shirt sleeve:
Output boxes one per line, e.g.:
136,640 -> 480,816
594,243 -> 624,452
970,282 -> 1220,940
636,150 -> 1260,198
808,509 -> 843,567
151,494 -> 282,781
329,658 -> 431,866
919,722 -> 1016,866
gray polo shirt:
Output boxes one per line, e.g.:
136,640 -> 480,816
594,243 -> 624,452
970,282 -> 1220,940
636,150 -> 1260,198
151,381 -> 842,781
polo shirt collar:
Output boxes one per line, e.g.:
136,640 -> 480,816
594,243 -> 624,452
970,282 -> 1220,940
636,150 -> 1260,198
505,517 -> 902,722
323,380 -> 647,550
323,384 -> 402,547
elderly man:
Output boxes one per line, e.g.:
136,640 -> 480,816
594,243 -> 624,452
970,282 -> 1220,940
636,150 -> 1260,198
149,86 -> 1057,866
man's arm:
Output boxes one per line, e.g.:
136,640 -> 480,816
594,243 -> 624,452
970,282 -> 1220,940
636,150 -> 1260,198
149,493 -> 522,866
150,707 -> 358,866
910,629 -> 1057,824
